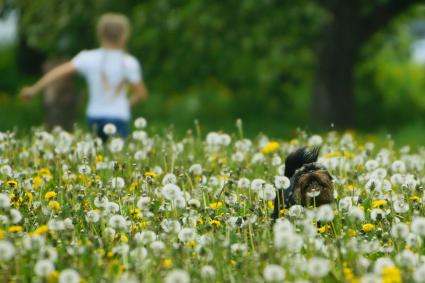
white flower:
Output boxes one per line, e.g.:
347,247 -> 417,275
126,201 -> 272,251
189,164 -> 202,175
0,193 -> 10,209
0,240 -> 15,261
251,178 -> 265,192
230,243 -> 248,254
251,153 -> 265,164
103,123 -> 117,135
35,259 -> 55,277
391,160 -> 406,173
307,257 -> 329,279
59,269 -> 80,283
164,269 -> 190,283
257,184 -> 276,201
94,196 -> 109,208
105,202 -> 120,214
274,176 -> 290,190
373,257 -> 394,274
414,264 -> 425,283
391,222 -> 409,239
10,208 -> 22,223
47,219 -> 65,231
109,215 -> 127,230
411,217 -> 425,236
162,184 -> 182,201
232,152 -> 245,162
109,138 -> 124,153
393,199 -> 409,213
271,155 -> 282,166
338,197 -> 352,211
134,150 -> 147,160
316,205 -> 334,222
150,241 -> 165,254
395,249 -> 418,267
162,173 -> 177,185
237,178 -> 250,189
201,265 -> 216,279
308,135 -> 323,147
137,196 -> 151,210
134,117 -> 147,129
365,160 -> 379,171
86,210 -> 100,223
111,177 -> 125,189
161,219 -> 181,233
178,228 -> 196,242
135,231 -> 156,244
78,164 -> 91,175
263,264 -> 285,282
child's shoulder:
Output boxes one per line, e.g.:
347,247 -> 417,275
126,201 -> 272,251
123,53 -> 141,68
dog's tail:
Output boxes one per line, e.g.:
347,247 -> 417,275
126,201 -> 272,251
284,147 -> 320,178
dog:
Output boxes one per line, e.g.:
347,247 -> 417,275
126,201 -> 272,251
272,147 -> 334,219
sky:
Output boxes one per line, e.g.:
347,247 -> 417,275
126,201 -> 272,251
0,12 -> 17,45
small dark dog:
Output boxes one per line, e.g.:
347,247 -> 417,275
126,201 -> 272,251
272,147 -> 334,219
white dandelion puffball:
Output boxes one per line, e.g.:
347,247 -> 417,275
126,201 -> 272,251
78,164 -> 91,175
137,196 -> 151,210
59,269 -> 80,283
308,135 -> 323,146
307,257 -> 330,279
134,117 -> 147,129
189,164 -> 202,175
274,175 -> 290,189
0,240 -> 15,261
35,259 -> 55,277
109,138 -> 124,153
162,173 -> 177,185
263,264 -> 285,282
162,183 -> 182,201
103,123 -> 117,135
164,269 -> 190,283
411,217 -> 425,237
109,215 -> 127,230
178,227 -> 197,242
316,205 -> 334,222
201,265 -> 216,279
257,184 -> 276,201
86,210 -> 100,223
0,193 -> 10,209
111,177 -> 125,189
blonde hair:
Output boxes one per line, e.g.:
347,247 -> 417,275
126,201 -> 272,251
97,13 -> 130,45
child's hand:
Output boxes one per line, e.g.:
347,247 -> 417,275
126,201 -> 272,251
20,86 -> 38,101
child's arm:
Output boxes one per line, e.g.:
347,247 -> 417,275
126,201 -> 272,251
20,62 -> 77,100
129,82 -> 148,107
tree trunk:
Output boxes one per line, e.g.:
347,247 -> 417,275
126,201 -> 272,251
42,58 -> 77,132
312,4 -> 363,129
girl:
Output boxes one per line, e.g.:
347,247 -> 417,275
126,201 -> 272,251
20,13 -> 148,141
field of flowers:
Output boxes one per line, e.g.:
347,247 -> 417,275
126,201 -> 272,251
0,118 -> 424,283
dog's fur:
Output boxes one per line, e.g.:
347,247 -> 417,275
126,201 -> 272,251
272,147 -> 334,219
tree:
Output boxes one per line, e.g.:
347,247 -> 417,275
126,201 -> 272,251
312,0 -> 422,129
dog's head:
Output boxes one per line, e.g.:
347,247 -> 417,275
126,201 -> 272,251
292,163 -> 334,207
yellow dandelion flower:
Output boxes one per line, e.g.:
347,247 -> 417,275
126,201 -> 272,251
47,271 -> 59,283
261,141 -> 280,154
144,171 -> 157,178
289,139 -> 298,145
317,225 -> 331,233
162,259 -> 173,269
348,229 -> 357,237
210,202 -> 223,210
130,225 -> 140,232
8,225 -> 23,233
279,209 -> 288,217
44,191 -> 57,200
38,168 -> 52,177
31,225 -> 49,236
362,223 -> 375,232
410,196 -> 420,203
382,266 -> 401,283
372,199 -> 387,208
0,229 -> 4,239
267,201 -> 274,209
209,220 -> 221,227
48,200 -> 60,211
120,234 -> 128,243
139,221 -> 149,229
96,155 -> 104,163
6,180 -> 17,187
32,176 -> 43,189
197,218 -> 204,225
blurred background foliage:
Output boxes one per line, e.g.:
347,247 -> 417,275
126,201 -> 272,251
1,0 -> 425,145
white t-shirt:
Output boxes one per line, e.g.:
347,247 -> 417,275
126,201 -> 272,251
71,48 -> 142,120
